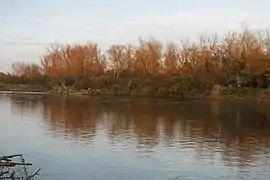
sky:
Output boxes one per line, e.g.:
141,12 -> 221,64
1,0 -> 270,72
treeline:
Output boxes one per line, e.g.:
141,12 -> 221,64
1,26 -> 270,96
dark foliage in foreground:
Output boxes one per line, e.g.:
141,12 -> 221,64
0,154 -> 40,180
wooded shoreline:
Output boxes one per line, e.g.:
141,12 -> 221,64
2,26 -> 270,102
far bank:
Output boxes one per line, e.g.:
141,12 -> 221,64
1,82 -> 270,102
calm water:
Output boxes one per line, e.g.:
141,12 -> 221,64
1,93 -> 270,180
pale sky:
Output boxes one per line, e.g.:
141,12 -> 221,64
1,0 -> 270,72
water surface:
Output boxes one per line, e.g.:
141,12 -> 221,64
1,93 -> 270,180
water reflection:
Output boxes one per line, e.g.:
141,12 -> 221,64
6,93 -> 270,178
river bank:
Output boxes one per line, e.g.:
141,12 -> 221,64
1,83 -> 270,102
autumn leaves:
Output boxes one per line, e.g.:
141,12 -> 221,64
9,26 -> 270,95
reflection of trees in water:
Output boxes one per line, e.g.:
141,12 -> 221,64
8,93 -> 44,115
9,95 -> 270,167
41,96 -> 104,142
218,104 -> 270,168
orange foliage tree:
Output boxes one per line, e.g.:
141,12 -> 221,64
12,61 -> 42,78
40,43 -> 106,93
9,25 -> 270,94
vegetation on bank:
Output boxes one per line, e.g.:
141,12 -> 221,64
1,25 -> 270,99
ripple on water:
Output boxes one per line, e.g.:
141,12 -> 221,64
1,93 -> 270,180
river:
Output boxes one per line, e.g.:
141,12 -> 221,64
0,93 -> 270,180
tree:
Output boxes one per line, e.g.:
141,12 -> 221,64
41,43 -> 106,94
